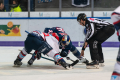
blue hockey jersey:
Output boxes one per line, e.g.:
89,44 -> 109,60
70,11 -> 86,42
44,27 -> 67,42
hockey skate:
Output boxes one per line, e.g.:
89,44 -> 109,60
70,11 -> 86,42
58,60 -> 73,70
14,58 -> 22,67
79,57 -> 89,65
27,57 -> 36,66
99,60 -> 105,67
86,60 -> 99,69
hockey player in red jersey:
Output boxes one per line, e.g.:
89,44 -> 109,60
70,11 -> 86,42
14,30 -> 72,69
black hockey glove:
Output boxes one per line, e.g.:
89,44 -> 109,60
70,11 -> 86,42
60,51 -> 68,57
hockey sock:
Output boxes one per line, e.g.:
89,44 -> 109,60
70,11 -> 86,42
18,51 -> 27,61
54,53 -> 64,62
31,50 -> 38,60
17,48 -> 28,61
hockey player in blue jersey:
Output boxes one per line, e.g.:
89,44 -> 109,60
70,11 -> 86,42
43,27 -> 89,64
14,30 -> 72,69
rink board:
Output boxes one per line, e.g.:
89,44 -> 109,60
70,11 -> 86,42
0,19 -> 118,47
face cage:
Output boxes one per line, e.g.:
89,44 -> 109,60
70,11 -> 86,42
60,41 -> 66,47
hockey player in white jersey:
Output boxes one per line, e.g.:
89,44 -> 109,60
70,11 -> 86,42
14,30 -> 71,69
111,6 -> 120,80
77,13 -> 115,69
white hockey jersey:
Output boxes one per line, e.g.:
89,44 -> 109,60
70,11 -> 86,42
45,33 -> 59,58
31,30 -> 59,58
111,6 -> 120,25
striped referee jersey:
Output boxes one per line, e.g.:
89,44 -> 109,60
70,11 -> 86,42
84,18 -> 112,42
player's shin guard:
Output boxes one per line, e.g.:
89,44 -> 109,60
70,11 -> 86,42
54,54 -> 72,69
14,48 -> 28,66
28,51 -> 38,65
71,45 -> 81,59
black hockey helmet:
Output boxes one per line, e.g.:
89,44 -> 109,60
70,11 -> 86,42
77,13 -> 87,22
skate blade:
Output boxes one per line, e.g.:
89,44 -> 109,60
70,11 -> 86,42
99,63 -> 105,67
77,62 -> 85,65
86,65 -> 99,69
13,65 -> 21,67
66,66 -> 73,70
27,64 -> 32,67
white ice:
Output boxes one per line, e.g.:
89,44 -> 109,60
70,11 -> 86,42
0,47 -> 118,80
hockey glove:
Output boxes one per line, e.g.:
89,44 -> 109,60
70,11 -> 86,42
60,51 -> 68,57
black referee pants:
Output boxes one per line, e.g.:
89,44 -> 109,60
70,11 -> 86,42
88,25 -> 115,62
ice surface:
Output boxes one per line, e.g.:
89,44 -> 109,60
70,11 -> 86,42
0,47 -> 118,80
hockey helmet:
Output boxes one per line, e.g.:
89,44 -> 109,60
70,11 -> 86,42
61,35 -> 70,46
44,28 -> 51,33
77,13 -> 87,22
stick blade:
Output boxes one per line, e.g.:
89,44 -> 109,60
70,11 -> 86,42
71,60 -> 79,66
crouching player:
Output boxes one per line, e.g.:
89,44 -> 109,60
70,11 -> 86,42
44,27 -> 89,64
14,30 -> 71,69
111,6 -> 120,80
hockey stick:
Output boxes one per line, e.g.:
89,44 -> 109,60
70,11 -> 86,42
66,57 -> 75,62
18,49 -> 54,62
66,57 -> 79,66
25,30 -> 29,33
18,49 -> 78,66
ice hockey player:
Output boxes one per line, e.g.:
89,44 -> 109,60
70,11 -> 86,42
111,6 -> 120,80
14,30 -> 71,69
43,27 -> 89,64
77,13 -> 115,69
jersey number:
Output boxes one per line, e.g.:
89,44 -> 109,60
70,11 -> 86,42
56,27 -> 65,33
